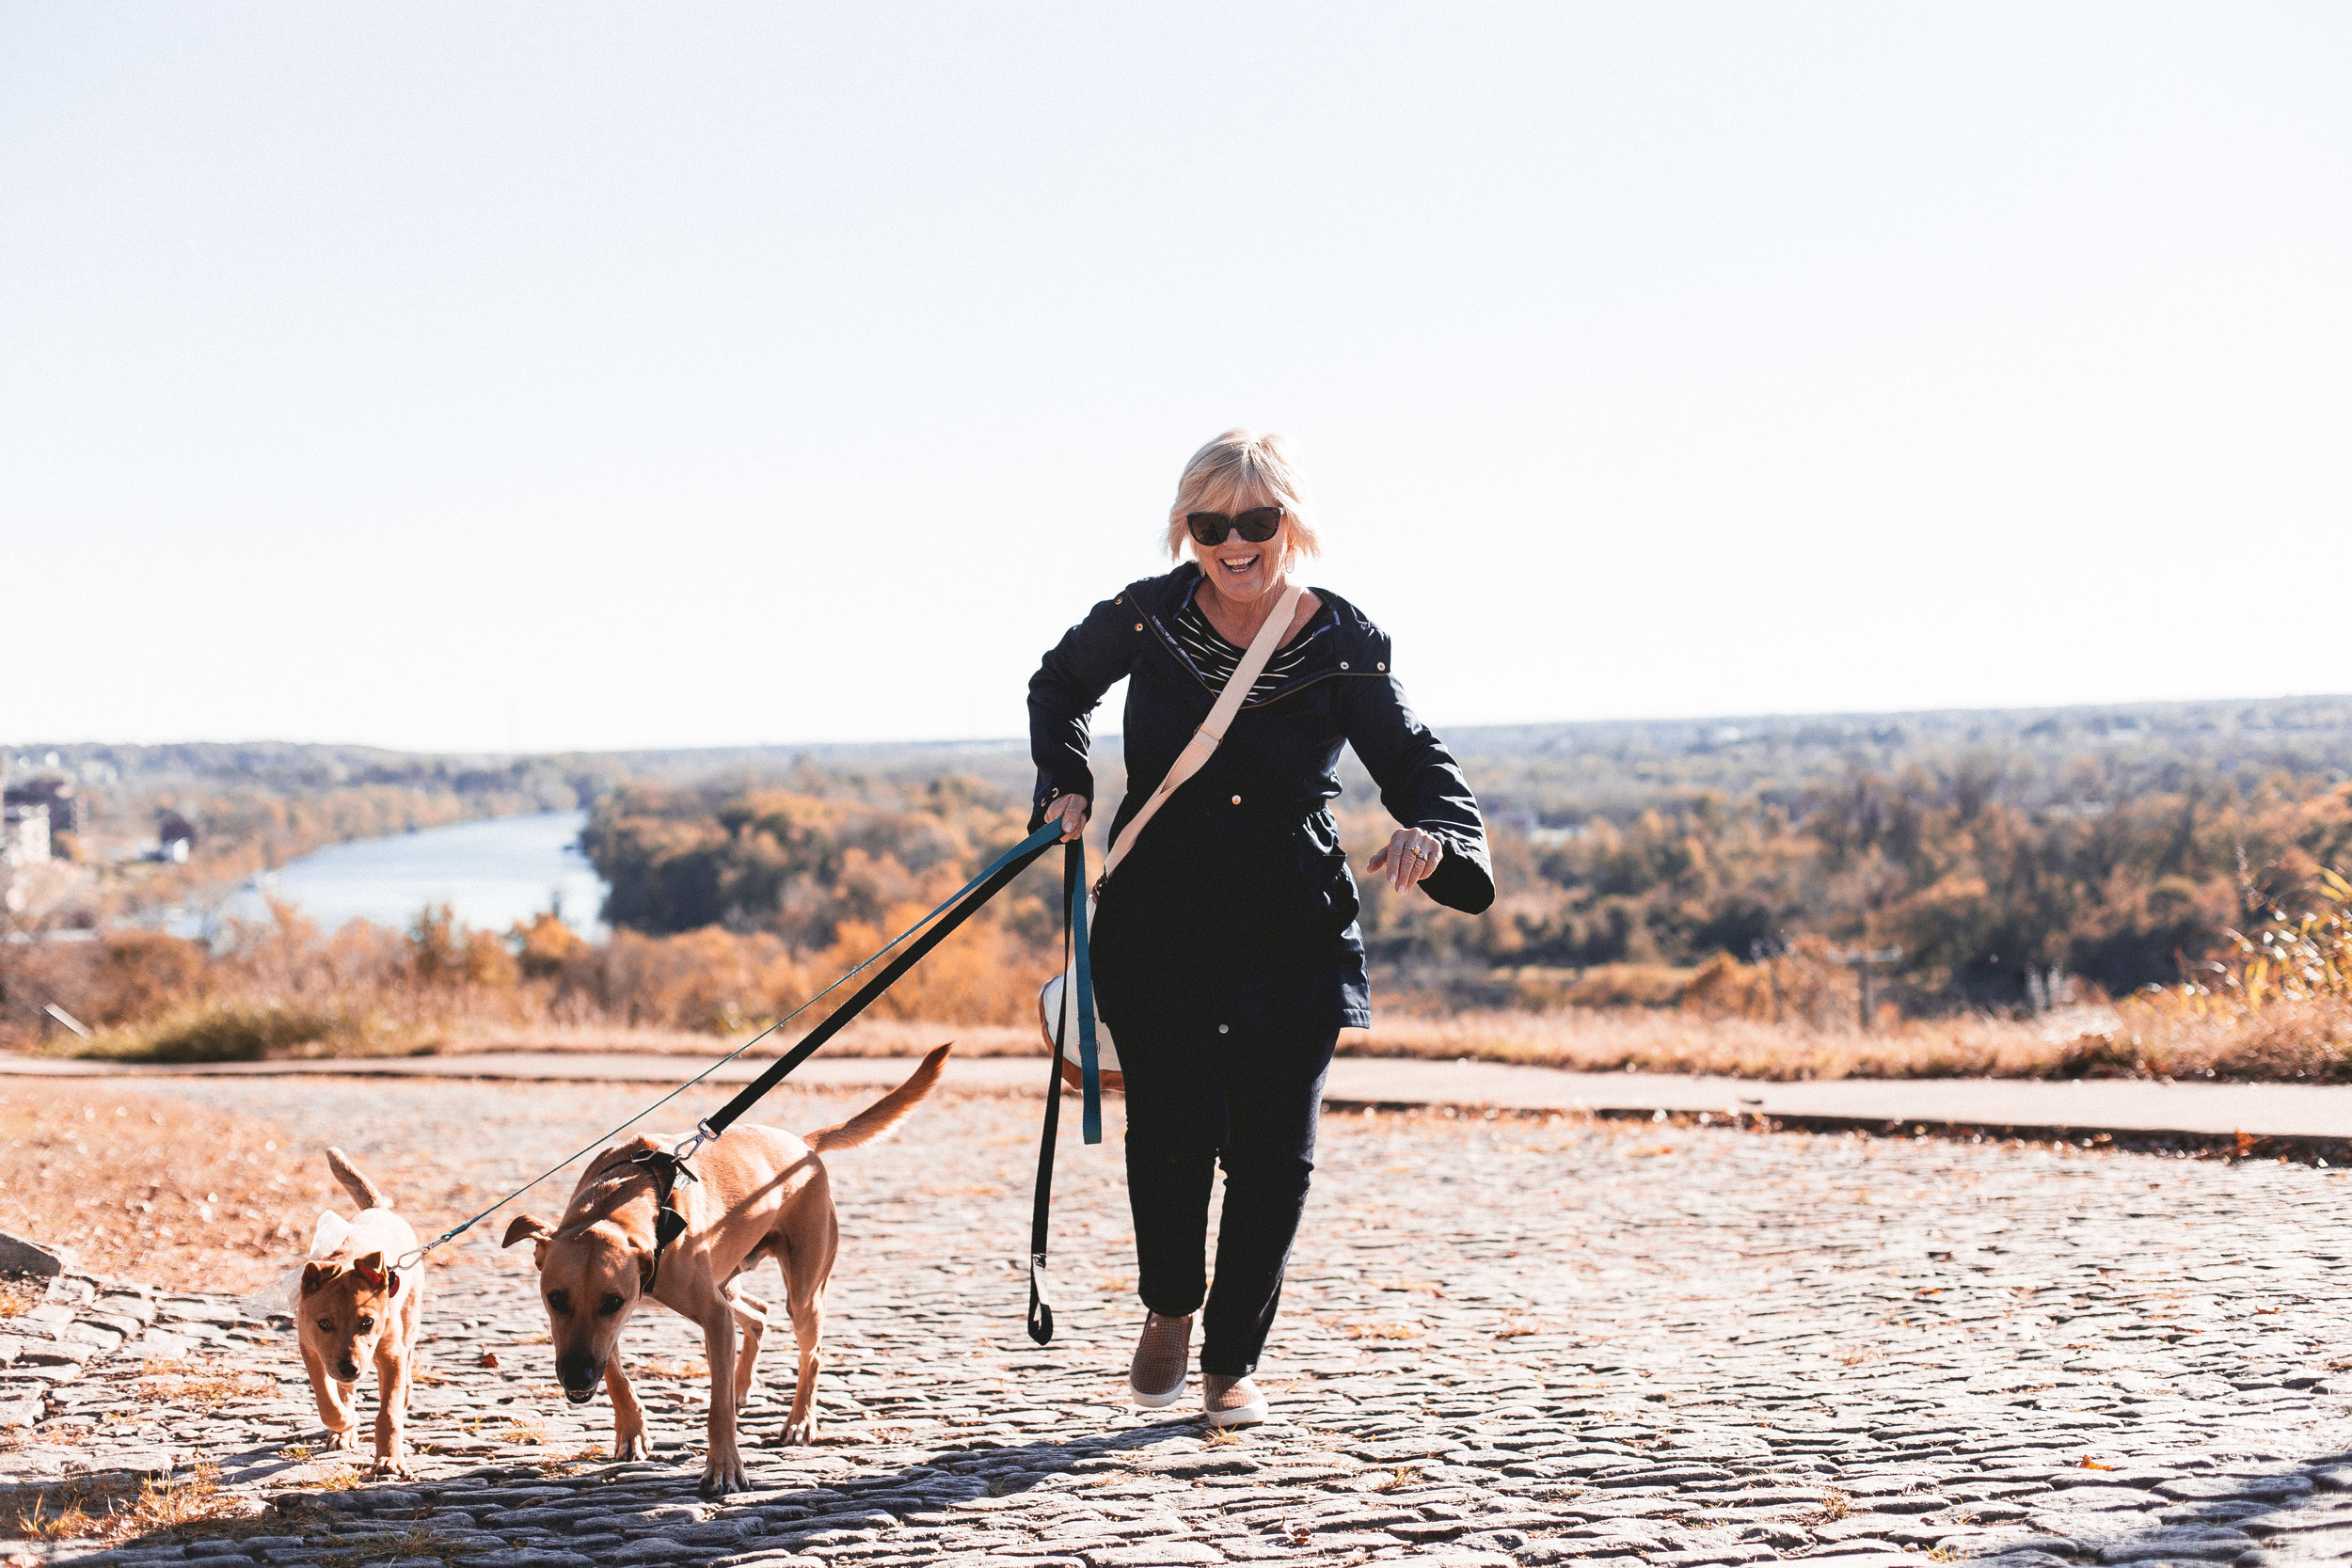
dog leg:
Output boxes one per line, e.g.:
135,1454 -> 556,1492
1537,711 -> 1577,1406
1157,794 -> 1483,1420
776,1224 -> 834,1447
371,1335 -> 415,1479
698,1301 -> 747,1497
729,1288 -> 770,1409
605,1360 -> 649,1462
302,1343 -> 358,1451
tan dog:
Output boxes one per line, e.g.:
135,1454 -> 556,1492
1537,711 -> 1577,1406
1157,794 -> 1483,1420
297,1148 -> 426,1478
502,1043 -> 950,1497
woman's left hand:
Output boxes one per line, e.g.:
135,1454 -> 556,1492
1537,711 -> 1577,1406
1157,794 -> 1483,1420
1367,827 -> 1444,893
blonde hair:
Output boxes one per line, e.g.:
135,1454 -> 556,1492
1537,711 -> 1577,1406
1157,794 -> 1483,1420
1163,429 -> 1322,575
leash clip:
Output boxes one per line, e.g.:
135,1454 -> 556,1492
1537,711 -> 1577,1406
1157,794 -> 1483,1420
670,1119 -> 720,1168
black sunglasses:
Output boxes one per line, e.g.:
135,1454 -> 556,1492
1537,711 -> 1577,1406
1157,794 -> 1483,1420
1185,506 -> 1284,546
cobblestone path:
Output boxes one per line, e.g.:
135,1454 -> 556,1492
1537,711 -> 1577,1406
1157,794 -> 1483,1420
4,1078 -> 2350,1567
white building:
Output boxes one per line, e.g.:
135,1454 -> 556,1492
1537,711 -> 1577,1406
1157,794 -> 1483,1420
1,802 -> 49,867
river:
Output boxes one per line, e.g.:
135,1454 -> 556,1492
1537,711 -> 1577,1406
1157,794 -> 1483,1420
205,809 -> 609,940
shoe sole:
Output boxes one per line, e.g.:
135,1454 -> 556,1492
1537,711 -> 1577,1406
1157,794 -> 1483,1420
1130,1379 -> 1187,1409
1201,1400 -> 1268,1428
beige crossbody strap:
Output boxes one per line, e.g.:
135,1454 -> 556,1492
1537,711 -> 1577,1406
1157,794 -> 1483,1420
1102,581 -> 1307,881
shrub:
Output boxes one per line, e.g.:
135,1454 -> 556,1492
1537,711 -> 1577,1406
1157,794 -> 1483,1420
69,1002 -> 347,1063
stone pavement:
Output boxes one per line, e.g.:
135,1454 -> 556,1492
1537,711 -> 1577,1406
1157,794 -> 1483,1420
2,1078 -> 2351,1566
3,1053 -> 2348,1145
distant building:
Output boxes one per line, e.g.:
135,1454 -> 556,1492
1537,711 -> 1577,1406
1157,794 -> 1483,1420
2,802 -> 50,867
1,776 -> 81,835
156,810 -> 198,863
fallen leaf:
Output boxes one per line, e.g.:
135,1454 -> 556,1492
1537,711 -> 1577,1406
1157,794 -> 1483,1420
477,1351 -> 500,1369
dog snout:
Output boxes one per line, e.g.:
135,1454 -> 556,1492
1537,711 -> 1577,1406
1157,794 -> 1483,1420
557,1353 -> 602,1402
335,1359 -> 360,1382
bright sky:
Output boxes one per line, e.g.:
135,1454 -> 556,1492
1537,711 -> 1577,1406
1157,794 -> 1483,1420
6,4 -> 2347,754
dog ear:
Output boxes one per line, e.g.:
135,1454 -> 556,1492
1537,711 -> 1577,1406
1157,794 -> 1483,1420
501,1214 -> 555,1249
637,1247 -> 657,1293
351,1251 -> 386,1290
299,1260 -> 338,1297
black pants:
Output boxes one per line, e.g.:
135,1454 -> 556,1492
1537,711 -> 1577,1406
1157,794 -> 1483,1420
1117,1011 -> 1338,1378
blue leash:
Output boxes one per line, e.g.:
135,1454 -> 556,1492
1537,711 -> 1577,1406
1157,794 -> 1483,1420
1069,834 -> 1102,1145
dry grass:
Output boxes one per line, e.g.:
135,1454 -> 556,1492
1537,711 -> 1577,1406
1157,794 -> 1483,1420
1343,997 -> 2352,1083
99,988 -> 2343,1084
1339,1320 -> 1423,1341
444,1017 -> 1037,1059
629,1354 -> 709,1382
135,1357 -> 279,1407
0,1083 -> 363,1292
8,1462 -> 258,1544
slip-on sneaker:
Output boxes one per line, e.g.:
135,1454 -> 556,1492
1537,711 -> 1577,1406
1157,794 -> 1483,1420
1202,1372 -> 1268,1428
1128,1311 -> 1193,1408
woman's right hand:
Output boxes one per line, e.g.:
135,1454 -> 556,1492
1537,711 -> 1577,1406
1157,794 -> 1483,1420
1044,793 -> 1090,842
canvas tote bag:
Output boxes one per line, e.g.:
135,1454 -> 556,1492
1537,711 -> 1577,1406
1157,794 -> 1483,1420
1037,582 -> 1308,1092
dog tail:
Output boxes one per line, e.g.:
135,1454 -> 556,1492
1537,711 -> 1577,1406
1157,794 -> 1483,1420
805,1042 -> 953,1153
326,1147 -> 390,1211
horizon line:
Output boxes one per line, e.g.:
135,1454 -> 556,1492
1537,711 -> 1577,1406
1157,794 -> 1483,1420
11,689 -> 2352,763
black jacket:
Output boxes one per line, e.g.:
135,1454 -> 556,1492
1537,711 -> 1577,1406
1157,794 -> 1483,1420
1026,563 -> 1492,1033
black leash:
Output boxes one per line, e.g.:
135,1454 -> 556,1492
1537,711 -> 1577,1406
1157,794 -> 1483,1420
399,820 -> 1109,1349
692,825 -> 1068,1143
400,823 -> 1073,1270
1026,847 -> 1079,1344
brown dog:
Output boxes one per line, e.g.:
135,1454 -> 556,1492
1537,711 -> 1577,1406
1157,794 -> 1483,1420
297,1148 -> 425,1477
502,1043 -> 950,1497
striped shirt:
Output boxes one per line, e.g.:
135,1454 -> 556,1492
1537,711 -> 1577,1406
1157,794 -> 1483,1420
1169,594 -> 1331,702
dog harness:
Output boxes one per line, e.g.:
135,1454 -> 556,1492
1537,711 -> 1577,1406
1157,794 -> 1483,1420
626,1148 -> 695,1289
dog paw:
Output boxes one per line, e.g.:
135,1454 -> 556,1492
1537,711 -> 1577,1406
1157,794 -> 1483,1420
778,1417 -> 816,1447
612,1430 -> 650,1462
323,1430 -> 360,1453
370,1454 -> 416,1480
698,1454 -> 749,1497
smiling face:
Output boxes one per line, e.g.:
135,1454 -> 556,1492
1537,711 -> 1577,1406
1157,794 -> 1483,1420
509,1215 -> 644,1403
1189,485 -> 1292,610
299,1252 -> 400,1384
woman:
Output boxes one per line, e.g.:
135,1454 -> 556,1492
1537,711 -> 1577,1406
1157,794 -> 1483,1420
1027,429 -> 1492,1427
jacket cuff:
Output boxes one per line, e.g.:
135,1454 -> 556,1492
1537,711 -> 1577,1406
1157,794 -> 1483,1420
1418,828 -> 1495,914
1030,772 -> 1095,830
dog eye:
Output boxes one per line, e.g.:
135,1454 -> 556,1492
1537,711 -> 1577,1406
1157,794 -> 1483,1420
355,1315 -> 374,1331
315,1318 -> 335,1333
598,1293 -> 624,1317
548,1291 -> 572,1315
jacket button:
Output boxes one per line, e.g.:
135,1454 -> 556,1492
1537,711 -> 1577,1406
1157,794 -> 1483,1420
1339,661 -> 1348,670
1135,623 -> 1143,631
1377,662 -> 1386,671
1217,1024 -> 1230,1034
1231,794 -> 1242,805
